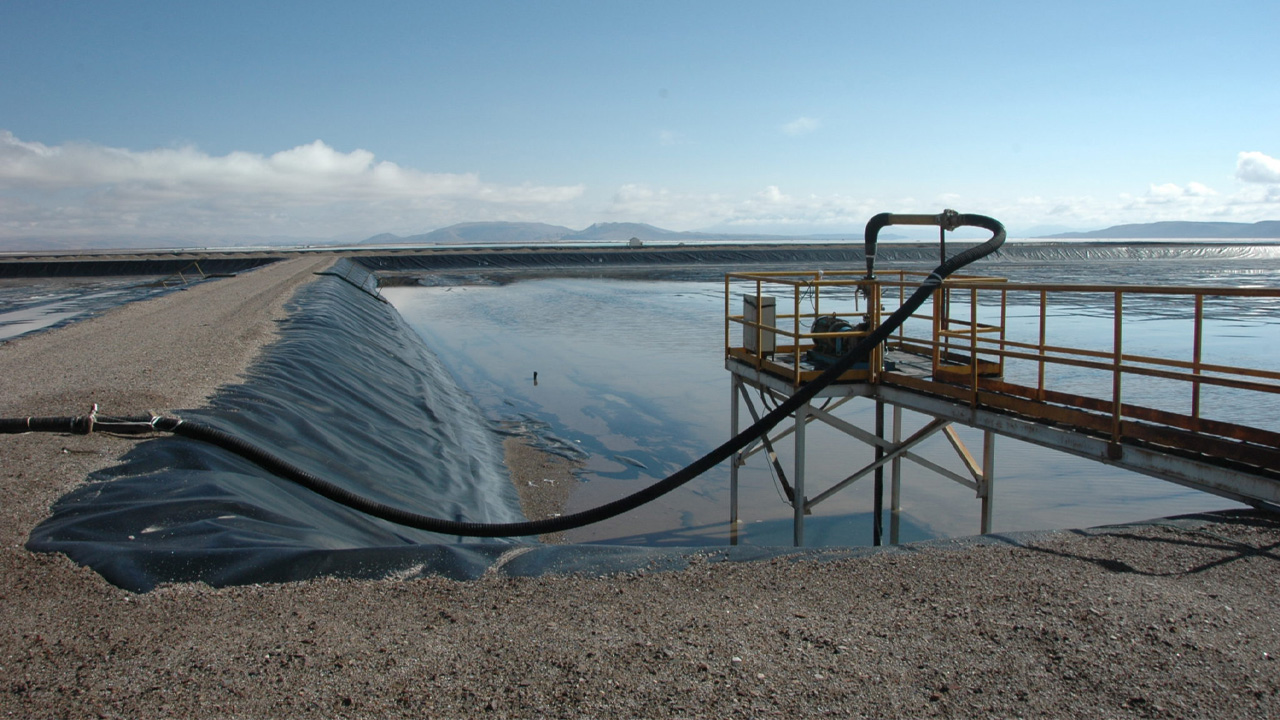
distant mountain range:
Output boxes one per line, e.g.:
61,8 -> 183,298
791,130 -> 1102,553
1041,221 -> 1280,239
360,221 -> 876,246
365,222 -> 572,246
360,219 -> 1280,247
7,220 -> 1275,255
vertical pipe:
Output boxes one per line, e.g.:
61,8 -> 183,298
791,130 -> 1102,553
729,374 -> 741,546
1192,293 -> 1204,428
870,284 -> 882,382
890,403 -> 902,545
939,226 -> 948,331
873,400 -> 885,546
980,430 -> 996,534
793,401 -> 807,547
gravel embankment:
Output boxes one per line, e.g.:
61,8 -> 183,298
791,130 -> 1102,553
1,257 -> 1276,718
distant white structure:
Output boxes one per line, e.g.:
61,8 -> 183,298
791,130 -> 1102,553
628,237 -> 643,248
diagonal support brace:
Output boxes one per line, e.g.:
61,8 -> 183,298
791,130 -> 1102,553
806,417 -> 951,510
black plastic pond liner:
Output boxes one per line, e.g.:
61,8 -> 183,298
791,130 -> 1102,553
354,241 -> 1279,275
27,274 -> 531,590
0,256 -> 279,279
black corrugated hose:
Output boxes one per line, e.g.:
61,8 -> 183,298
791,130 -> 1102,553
2,212 -> 1004,537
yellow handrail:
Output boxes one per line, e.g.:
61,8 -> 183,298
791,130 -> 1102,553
725,271 -> 1280,448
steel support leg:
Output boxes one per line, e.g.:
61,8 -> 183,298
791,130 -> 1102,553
890,404 -> 902,545
874,400 -> 885,546
793,402 -> 808,547
980,429 -> 996,534
729,374 -> 741,545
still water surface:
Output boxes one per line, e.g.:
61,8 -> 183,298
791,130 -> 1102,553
0,277 -> 169,341
384,256 -> 1280,547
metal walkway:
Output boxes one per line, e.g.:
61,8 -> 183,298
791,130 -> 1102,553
724,269 -> 1280,546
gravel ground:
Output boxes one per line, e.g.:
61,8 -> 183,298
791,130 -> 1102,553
1,257 -> 1277,719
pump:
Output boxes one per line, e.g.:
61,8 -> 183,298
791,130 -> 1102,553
806,314 -> 869,368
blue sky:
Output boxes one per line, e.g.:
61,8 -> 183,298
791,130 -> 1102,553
2,0 -> 1278,245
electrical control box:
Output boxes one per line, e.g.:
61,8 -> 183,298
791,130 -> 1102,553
743,295 -> 776,355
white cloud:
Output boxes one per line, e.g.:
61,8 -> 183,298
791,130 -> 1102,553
1237,151 -> 1280,184
755,186 -> 790,204
666,152 -> 1279,233
994,162 -> 1280,232
602,172 -> 1280,238
6,133 -> 1277,245
1184,181 -> 1217,197
781,117 -> 820,136
605,184 -> 734,229
1145,183 -> 1188,204
1225,183 -> 1280,207
0,131 -> 584,240
1120,182 -> 1221,209
606,183 -> 894,233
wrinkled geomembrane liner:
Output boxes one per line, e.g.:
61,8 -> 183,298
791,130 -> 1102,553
28,275 -> 533,590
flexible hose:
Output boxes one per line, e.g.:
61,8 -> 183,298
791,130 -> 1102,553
3,213 -> 1004,537
0,416 -> 95,434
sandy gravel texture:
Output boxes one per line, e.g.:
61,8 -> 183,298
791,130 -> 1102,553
503,437 -> 579,544
1,258 -> 1277,719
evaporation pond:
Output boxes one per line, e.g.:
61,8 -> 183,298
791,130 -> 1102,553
384,275 -> 1252,547
0,277 -> 167,341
